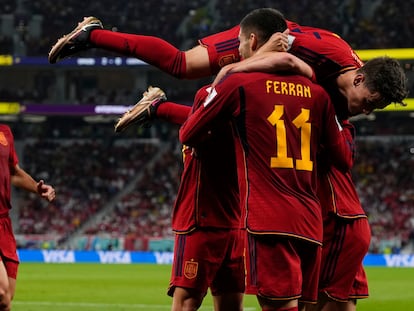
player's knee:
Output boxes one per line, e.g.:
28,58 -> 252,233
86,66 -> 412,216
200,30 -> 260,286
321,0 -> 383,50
182,298 -> 203,311
0,303 -> 10,311
0,291 -> 10,311
0,289 -> 7,301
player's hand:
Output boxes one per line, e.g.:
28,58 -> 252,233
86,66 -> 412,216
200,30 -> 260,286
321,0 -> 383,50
212,63 -> 237,88
257,29 -> 289,54
37,180 -> 56,202
310,69 -> 317,83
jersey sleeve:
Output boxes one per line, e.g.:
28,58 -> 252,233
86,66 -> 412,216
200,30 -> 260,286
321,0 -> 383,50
179,79 -> 239,146
4,126 -> 18,169
287,26 -> 363,82
341,120 -> 357,165
198,25 -> 241,75
320,93 -> 353,171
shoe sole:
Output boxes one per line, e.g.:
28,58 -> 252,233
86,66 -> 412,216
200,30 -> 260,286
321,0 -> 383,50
115,87 -> 166,132
48,16 -> 102,64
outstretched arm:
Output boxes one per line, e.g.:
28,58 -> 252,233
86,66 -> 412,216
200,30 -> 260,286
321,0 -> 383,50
11,165 -> 56,202
212,51 -> 315,87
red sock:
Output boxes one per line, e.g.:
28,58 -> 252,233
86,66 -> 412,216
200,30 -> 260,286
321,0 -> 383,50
90,30 -> 187,78
157,102 -> 191,125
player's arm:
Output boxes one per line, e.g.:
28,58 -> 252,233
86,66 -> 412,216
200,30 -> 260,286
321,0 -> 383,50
11,165 -> 56,202
179,84 -> 236,146
212,51 -> 315,87
340,120 -> 357,166
322,97 -> 354,172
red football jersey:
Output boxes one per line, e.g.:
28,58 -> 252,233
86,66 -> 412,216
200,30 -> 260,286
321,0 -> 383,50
199,20 -> 363,120
0,125 -> 18,212
199,20 -> 363,80
199,25 -> 241,75
172,86 -> 242,233
318,122 -> 366,218
198,21 -> 364,220
287,21 -> 363,82
319,167 -> 366,218
180,72 -> 352,244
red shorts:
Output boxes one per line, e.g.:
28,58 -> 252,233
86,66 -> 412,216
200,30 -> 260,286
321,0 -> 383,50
0,216 -> 19,279
319,215 -> 370,301
168,228 -> 245,297
245,233 -> 321,304
198,25 -> 241,74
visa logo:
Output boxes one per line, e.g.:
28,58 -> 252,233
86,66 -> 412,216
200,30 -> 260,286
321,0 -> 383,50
98,251 -> 132,264
154,252 -> 174,264
42,250 -> 75,263
384,254 -> 414,267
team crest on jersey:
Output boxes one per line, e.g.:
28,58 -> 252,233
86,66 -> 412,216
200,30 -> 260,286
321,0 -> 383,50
218,54 -> 237,68
0,132 -> 8,146
184,260 -> 198,279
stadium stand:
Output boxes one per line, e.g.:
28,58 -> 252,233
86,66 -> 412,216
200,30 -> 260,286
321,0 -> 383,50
353,136 -> 414,254
1,0 -> 413,57
9,120 -> 414,253
10,120 -> 181,250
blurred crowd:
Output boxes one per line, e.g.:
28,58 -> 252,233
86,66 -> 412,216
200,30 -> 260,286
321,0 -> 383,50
1,0 -> 413,106
2,0 -> 414,253
15,137 -> 160,240
1,0 -> 413,57
8,120 -> 414,254
354,137 -> 414,254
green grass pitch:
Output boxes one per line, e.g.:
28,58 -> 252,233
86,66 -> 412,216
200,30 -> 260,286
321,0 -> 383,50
12,264 -> 414,310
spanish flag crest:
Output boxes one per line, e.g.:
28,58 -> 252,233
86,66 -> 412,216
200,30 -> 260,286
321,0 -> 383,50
184,260 -> 198,279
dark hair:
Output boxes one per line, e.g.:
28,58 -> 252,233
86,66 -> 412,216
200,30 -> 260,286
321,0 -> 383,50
239,8 -> 287,47
359,56 -> 408,108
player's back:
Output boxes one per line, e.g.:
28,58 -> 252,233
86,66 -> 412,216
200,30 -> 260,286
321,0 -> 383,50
230,72 -> 345,243
178,71 -> 351,242
287,20 -> 363,82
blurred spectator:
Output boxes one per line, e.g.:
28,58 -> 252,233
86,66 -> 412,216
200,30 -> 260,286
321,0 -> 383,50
2,0 -> 413,252
13,122 -> 174,248
353,137 -> 414,253
8,119 -> 413,252
1,0 -> 413,57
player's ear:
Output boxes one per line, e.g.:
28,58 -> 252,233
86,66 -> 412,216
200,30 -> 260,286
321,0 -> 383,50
250,33 -> 258,52
353,73 -> 364,87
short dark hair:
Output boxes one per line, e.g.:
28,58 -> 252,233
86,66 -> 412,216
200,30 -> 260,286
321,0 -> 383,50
240,8 -> 287,48
359,56 -> 408,108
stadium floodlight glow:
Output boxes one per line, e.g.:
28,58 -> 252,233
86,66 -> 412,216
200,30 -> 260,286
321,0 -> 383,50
0,102 -> 20,114
0,115 -> 18,121
356,48 -> 414,60
22,115 -> 47,123
83,115 -> 114,123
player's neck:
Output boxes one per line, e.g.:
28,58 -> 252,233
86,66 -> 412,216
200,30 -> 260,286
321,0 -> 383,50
336,70 -> 356,99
